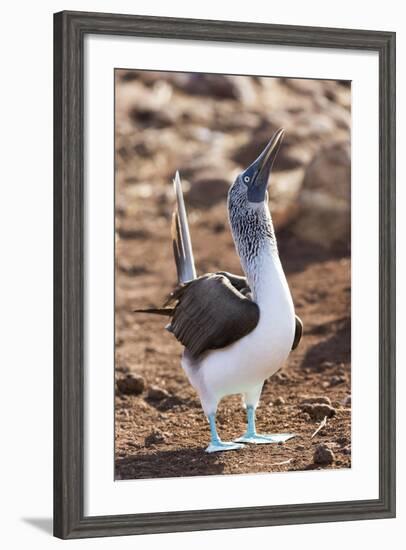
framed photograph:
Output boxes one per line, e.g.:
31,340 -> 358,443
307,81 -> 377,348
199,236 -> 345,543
54,10 -> 396,539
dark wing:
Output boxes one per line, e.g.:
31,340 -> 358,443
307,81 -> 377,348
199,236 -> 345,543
166,273 -> 259,359
216,271 -> 253,299
292,315 -> 303,350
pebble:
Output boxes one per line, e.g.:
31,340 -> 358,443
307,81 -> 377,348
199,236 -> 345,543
300,403 -> 336,421
144,429 -> 166,447
274,396 -> 286,406
329,375 -> 346,387
313,444 -> 335,465
147,385 -> 170,401
320,360 -> 334,370
116,374 -> 145,395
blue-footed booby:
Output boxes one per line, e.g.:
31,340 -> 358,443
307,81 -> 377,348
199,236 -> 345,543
135,128 -> 303,453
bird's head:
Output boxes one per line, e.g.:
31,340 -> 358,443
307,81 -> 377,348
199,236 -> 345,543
232,127 -> 284,205
228,128 -> 285,258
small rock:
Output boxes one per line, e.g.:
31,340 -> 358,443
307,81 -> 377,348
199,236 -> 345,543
296,444 -> 306,451
145,429 -> 166,447
300,396 -> 332,406
329,375 -> 346,387
343,395 -> 351,407
274,396 -> 286,406
314,443 -> 335,465
116,374 -> 145,395
147,385 -> 170,401
300,403 -> 336,421
320,360 -> 334,369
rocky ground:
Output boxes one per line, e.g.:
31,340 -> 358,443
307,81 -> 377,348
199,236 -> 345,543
114,70 -> 351,480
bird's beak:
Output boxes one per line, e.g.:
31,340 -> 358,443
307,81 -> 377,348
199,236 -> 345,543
246,128 -> 284,203
256,128 -> 284,182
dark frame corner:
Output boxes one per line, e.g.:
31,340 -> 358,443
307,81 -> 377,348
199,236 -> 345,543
54,10 -> 396,539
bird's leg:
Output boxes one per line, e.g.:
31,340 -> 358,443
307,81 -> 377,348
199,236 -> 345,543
205,413 -> 245,453
235,404 -> 296,444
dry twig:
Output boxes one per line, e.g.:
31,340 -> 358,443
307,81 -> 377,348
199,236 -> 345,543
311,415 -> 327,439
270,458 -> 293,466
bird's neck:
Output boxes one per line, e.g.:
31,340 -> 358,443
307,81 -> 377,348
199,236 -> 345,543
228,194 -> 294,309
230,202 -> 275,284
231,204 -> 292,311
245,248 -> 291,310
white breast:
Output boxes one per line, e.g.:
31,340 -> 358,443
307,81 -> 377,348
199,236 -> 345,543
182,251 -> 295,412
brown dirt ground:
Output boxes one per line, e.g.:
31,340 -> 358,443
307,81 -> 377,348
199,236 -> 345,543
115,203 -> 351,480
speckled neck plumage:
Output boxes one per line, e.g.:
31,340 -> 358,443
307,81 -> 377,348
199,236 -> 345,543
228,178 -> 278,296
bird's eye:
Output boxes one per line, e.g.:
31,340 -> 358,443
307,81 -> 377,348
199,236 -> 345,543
243,176 -> 250,183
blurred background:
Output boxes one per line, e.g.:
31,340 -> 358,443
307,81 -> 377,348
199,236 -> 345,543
114,70 -> 351,480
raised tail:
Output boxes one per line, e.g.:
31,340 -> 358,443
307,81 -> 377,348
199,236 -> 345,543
172,171 -> 197,284
133,172 -> 196,318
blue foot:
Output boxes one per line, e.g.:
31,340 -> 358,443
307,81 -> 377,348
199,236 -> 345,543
205,413 -> 245,453
206,440 -> 245,453
237,406 -> 296,444
234,433 -> 296,444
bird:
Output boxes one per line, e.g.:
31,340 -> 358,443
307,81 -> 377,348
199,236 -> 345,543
134,127 -> 303,453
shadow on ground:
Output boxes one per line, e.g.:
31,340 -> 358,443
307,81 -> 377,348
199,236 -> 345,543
116,447 -> 225,480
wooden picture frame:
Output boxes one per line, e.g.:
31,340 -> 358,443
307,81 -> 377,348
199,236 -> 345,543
54,10 -> 396,539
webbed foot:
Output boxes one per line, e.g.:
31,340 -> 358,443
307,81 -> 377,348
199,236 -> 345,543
234,433 -> 296,444
205,441 -> 245,453
205,412 -> 245,453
